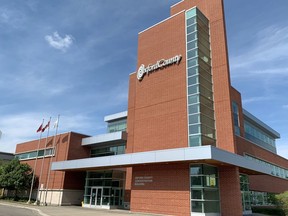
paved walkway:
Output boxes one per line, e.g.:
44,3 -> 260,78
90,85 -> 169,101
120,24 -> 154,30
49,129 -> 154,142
0,201 -> 271,216
0,201 -> 159,216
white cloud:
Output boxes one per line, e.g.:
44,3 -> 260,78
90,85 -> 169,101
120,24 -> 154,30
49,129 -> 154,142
0,11 -> 9,23
45,31 -> 73,52
230,25 -> 288,78
0,112 -> 105,154
242,96 -> 271,105
0,8 -> 26,29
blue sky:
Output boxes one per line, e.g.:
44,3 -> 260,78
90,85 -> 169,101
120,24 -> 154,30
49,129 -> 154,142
0,0 -> 287,159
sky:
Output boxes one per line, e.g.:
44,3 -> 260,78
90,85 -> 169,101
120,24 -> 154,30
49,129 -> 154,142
0,0 -> 287,159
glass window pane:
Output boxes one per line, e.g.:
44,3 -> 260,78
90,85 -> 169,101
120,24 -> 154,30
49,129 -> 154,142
192,189 -> 202,199
189,135 -> 201,147
187,49 -> 197,59
188,85 -> 199,95
198,37 -> 210,51
189,124 -> 201,134
187,24 -> 197,34
204,201 -> 220,213
187,32 -> 197,42
192,201 -> 203,213
188,57 -> 198,67
198,49 -> 210,64
199,67 -> 212,81
188,94 -> 199,105
204,190 -> 219,200
190,165 -> 202,175
188,66 -> 198,77
204,175 -> 217,187
186,9 -> 196,20
199,75 -> 212,91
188,75 -> 198,86
189,114 -> 200,124
202,135 -> 215,146
201,114 -> 215,128
196,10 -> 209,25
188,104 -> 200,114
187,17 -> 196,26
200,104 -> 214,118
198,58 -> 211,71
38,150 -> 44,157
200,95 -> 213,108
198,42 -> 210,57
197,26 -> 210,43
197,15 -> 209,30
201,125 -> 215,139
203,165 -> 218,176
191,176 -> 202,187
187,40 -> 197,51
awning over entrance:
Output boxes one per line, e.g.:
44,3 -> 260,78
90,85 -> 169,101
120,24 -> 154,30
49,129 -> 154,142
51,146 -> 272,175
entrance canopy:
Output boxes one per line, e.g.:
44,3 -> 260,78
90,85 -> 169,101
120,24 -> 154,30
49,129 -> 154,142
51,146 -> 272,175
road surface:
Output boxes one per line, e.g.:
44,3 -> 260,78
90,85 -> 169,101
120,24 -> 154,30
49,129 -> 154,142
0,204 -> 40,216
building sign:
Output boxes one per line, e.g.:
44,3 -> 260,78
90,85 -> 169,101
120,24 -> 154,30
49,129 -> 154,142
134,176 -> 153,186
137,54 -> 182,81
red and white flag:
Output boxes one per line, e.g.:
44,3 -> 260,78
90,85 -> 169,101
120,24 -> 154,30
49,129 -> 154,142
36,123 -> 43,133
42,121 -> 50,132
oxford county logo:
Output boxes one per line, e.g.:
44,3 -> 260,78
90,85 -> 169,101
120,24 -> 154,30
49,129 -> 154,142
137,54 -> 182,81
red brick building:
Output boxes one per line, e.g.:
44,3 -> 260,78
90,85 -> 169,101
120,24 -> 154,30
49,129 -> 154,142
15,0 -> 287,215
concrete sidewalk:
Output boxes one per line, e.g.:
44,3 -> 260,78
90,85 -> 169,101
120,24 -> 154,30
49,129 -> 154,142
0,201 -> 271,216
0,201 -> 159,216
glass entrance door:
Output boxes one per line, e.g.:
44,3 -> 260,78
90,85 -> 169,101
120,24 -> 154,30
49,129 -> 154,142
90,187 -> 103,206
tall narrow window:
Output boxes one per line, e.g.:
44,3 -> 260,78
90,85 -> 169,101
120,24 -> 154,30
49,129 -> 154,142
232,101 -> 240,136
186,8 -> 216,147
190,164 -> 220,214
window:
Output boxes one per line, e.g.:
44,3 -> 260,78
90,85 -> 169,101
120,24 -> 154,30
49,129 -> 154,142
186,7 -> 215,147
245,154 -> 288,180
240,174 -> 251,211
244,120 -> 276,153
190,164 -> 220,213
91,145 -> 125,158
107,119 -> 127,133
232,101 -> 240,136
15,148 -> 54,161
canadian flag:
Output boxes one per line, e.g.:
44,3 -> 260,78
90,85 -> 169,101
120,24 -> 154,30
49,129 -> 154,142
36,123 -> 43,133
42,121 -> 50,132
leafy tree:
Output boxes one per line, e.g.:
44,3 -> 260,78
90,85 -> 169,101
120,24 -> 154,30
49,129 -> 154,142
275,191 -> 288,215
0,158 -> 33,198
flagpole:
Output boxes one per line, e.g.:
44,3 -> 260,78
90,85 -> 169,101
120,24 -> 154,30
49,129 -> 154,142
27,119 -> 44,204
36,117 -> 51,205
44,115 -> 60,206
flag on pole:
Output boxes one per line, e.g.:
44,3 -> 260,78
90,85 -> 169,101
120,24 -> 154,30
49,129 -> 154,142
42,121 -> 50,132
36,123 -> 43,133
53,118 -> 59,129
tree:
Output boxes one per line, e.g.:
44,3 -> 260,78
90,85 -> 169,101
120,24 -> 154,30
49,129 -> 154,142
0,158 -> 33,199
275,191 -> 288,215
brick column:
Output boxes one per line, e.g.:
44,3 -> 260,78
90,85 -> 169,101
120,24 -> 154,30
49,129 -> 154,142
219,166 -> 243,216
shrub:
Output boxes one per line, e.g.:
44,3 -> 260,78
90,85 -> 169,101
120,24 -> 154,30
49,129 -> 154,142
252,206 -> 285,215
276,191 -> 288,215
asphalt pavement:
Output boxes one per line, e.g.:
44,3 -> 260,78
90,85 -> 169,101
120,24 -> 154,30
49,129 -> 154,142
0,204 -> 39,216
0,201 -> 271,216
0,201 -> 159,216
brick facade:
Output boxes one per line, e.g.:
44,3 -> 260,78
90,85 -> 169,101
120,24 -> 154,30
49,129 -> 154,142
131,164 -> 190,215
14,0 -> 288,215
219,166 -> 243,216
127,11 -> 188,154
15,132 -> 89,191
171,0 -> 237,153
